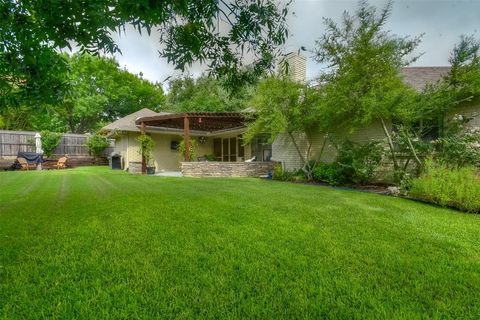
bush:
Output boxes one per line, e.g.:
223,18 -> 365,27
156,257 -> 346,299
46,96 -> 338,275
335,140 -> 383,185
409,161 -> 480,212
41,130 -> 62,157
86,134 -> 110,159
434,114 -> 480,168
312,141 -> 383,185
272,164 -> 305,182
312,163 -> 340,185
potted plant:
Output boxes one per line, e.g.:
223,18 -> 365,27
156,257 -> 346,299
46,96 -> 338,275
137,134 -> 156,174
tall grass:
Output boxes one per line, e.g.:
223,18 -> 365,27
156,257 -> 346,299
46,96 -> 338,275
409,161 -> 480,212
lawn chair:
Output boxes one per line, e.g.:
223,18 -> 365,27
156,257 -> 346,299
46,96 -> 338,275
17,157 -> 30,171
56,157 -> 68,169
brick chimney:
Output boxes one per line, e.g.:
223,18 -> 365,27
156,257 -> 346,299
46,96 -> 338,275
277,52 -> 307,83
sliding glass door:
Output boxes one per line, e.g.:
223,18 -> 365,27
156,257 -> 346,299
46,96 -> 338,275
213,136 -> 244,162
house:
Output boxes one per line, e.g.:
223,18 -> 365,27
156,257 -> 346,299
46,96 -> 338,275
101,109 -> 275,176
103,53 -> 479,177
272,64 -> 480,172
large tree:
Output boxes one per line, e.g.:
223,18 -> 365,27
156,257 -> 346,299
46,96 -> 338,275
245,76 -> 323,180
0,53 -> 165,133
165,75 -> 252,112
61,53 -> 165,133
313,0 -> 422,176
0,0 -> 290,108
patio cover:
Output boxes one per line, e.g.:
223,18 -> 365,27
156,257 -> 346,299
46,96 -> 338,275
135,112 -> 247,133
134,112 -> 249,174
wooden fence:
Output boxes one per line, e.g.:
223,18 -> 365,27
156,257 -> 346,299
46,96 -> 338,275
0,130 -> 114,159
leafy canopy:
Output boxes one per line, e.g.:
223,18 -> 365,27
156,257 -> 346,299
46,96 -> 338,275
0,0 -> 291,107
313,0 -> 421,130
166,75 -> 252,112
244,77 -> 321,144
0,53 -> 165,133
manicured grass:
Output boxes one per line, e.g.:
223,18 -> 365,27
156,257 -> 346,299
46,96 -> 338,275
1,167 -> 480,319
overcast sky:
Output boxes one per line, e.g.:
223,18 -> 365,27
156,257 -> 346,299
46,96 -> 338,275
108,0 -> 480,84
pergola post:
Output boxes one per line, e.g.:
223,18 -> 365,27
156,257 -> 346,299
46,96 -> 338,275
140,121 -> 146,174
183,116 -> 190,161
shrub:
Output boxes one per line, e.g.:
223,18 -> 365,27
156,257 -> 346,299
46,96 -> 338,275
312,162 -> 340,185
433,114 -> 480,168
40,130 -> 62,157
312,141 -> 383,185
272,164 -> 305,182
409,160 -> 480,212
86,134 -> 110,159
335,140 -> 383,185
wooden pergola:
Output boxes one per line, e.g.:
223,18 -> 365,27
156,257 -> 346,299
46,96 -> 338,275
135,112 -> 247,174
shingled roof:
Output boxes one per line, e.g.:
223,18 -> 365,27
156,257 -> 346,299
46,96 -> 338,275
400,66 -> 451,91
101,108 -> 171,132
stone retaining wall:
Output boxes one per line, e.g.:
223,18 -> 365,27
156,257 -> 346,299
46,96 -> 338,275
181,161 -> 276,177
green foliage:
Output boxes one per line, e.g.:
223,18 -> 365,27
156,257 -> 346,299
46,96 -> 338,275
312,163 -> 341,185
409,161 -> 480,212
204,154 -> 217,161
0,0 -> 68,108
434,114 -> 480,167
178,138 -> 198,162
86,134 -> 111,159
313,141 -> 383,185
272,164 -> 293,181
246,76 -> 322,180
313,1 -> 421,176
335,141 -> 384,185
272,164 -> 305,182
314,0 -> 421,129
62,53 -> 165,133
137,134 -> 155,166
415,36 -> 480,132
166,75 -> 252,112
246,77 -> 321,143
1,0 -> 290,108
40,130 -> 62,157
0,53 -> 165,133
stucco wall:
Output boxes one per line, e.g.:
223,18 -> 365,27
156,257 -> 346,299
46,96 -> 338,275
113,132 -> 251,172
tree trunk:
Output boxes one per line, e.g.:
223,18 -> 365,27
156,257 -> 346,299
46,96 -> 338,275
405,132 -> 422,167
380,117 -> 399,177
287,131 -> 314,181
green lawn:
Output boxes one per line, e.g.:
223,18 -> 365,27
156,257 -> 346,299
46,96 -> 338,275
1,167 -> 479,319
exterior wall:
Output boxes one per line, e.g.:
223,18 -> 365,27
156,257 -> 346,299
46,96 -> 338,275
181,161 -> 276,177
272,120 -> 390,171
113,131 -> 252,173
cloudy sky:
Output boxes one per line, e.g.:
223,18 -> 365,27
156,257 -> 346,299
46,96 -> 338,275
108,0 -> 480,84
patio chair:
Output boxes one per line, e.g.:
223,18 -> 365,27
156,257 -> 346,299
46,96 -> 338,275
56,156 -> 68,169
17,157 -> 32,170
245,156 -> 256,163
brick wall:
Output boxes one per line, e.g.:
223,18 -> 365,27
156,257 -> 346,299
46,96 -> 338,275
181,161 -> 276,177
